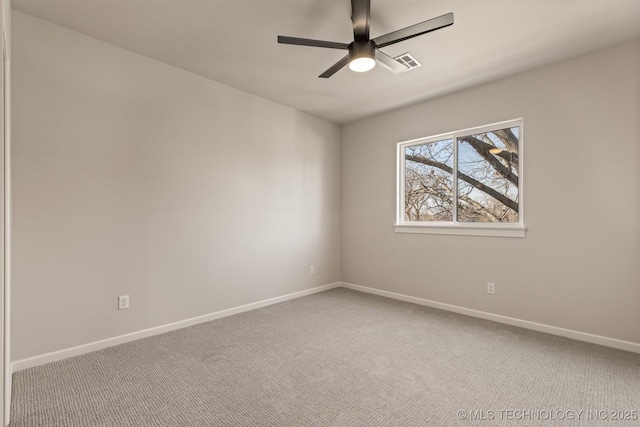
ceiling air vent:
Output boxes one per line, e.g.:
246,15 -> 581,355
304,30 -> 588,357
394,52 -> 422,72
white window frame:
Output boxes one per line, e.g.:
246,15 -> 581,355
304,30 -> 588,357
395,119 -> 525,238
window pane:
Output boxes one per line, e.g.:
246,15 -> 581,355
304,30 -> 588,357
457,127 -> 519,222
404,139 -> 454,221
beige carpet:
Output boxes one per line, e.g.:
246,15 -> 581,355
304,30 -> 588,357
10,288 -> 640,426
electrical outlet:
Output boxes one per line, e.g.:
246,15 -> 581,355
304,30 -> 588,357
118,295 -> 129,310
310,265 -> 315,274
487,283 -> 496,294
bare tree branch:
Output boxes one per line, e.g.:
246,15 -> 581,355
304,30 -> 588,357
458,135 -> 518,187
405,154 -> 518,213
493,128 -> 519,153
458,194 -> 500,222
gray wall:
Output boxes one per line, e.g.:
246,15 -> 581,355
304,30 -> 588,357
12,11 -> 341,361
341,40 -> 640,344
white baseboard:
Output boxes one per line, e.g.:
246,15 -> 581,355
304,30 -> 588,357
341,282 -> 640,354
12,282 -> 341,372
11,280 -> 639,372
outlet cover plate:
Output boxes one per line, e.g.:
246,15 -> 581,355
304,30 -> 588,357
118,295 -> 129,310
487,283 -> 496,294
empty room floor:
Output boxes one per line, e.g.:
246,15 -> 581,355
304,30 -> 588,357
9,288 -> 640,426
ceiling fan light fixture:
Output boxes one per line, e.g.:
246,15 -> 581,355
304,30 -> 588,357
349,57 -> 375,72
348,40 -> 376,73
277,1 -> 454,78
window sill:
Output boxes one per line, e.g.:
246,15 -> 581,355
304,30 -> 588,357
394,223 -> 526,238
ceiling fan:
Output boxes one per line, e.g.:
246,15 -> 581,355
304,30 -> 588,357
278,0 -> 454,78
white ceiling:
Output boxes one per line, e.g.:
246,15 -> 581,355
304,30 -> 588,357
12,0 -> 640,124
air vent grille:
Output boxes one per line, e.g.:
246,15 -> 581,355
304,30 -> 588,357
394,52 -> 422,72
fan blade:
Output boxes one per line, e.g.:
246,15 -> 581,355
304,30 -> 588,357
319,55 -> 350,78
375,50 -> 408,74
373,12 -> 454,48
351,0 -> 370,41
278,36 -> 349,50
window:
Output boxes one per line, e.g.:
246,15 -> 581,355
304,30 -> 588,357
396,119 -> 524,238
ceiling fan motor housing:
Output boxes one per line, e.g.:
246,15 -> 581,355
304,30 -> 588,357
349,40 -> 376,62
